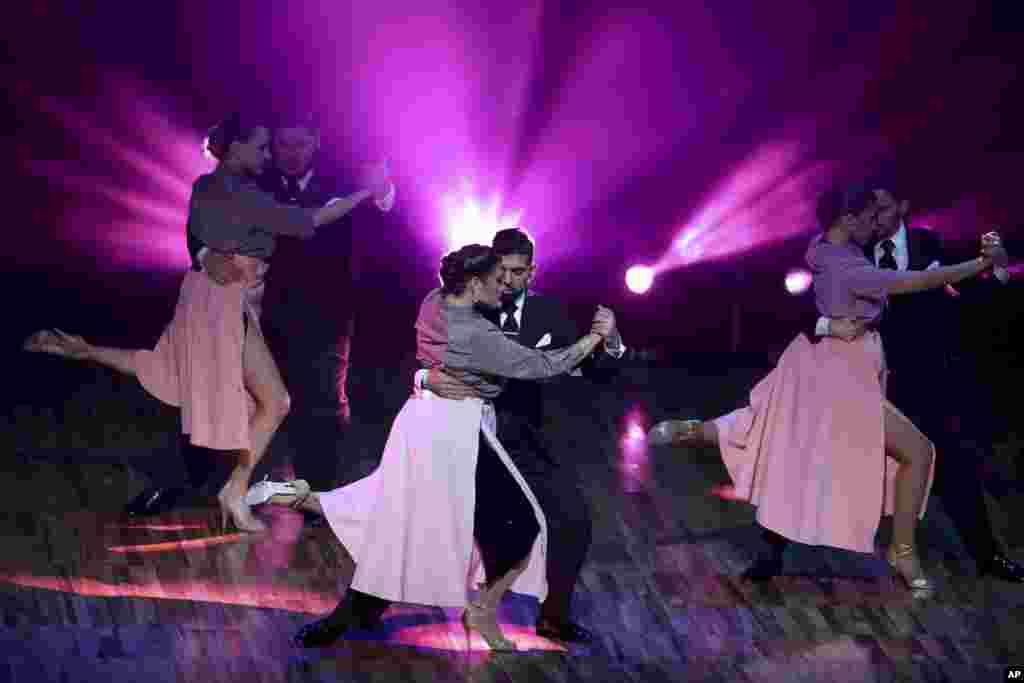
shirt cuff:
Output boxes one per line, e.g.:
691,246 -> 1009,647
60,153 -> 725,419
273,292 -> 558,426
605,341 -> 627,358
374,182 -> 396,212
994,266 -> 1010,284
815,317 -> 830,336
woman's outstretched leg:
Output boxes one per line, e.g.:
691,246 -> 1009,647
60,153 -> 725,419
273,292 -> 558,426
24,329 -> 138,376
882,401 -> 935,596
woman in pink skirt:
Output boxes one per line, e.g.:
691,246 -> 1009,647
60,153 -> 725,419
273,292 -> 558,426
652,183 -> 997,596
23,113 -> 391,532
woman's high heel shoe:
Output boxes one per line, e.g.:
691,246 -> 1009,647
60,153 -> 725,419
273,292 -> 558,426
462,603 -> 517,652
886,543 -> 934,598
217,489 -> 267,533
244,476 -> 311,509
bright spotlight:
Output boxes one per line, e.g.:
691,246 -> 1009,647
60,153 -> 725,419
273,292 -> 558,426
625,265 -> 654,294
784,268 -> 812,295
625,423 -> 645,442
442,181 -> 521,252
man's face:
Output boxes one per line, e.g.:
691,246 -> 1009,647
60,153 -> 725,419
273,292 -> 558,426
496,254 -> 535,301
272,126 -> 318,178
870,188 -> 908,239
235,127 -> 271,176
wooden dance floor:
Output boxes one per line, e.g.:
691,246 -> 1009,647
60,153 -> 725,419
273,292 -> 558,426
2,360 -> 1022,682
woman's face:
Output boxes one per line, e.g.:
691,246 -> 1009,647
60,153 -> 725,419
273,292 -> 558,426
471,265 -> 503,308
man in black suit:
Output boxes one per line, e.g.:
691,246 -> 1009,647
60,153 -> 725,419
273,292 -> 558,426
421,228 -> 626,643
125,113 -> 392,516
816,177 -> 1022,583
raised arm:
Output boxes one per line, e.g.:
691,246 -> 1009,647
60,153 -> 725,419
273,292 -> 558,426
885,257 -> 991,295
465,323 -> 604,380
845,256 -> 992,299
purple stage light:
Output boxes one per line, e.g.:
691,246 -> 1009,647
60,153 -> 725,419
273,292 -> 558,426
655,141 -> 838,273
29,77 -> 214,272
784,268 -> 812,295
625,265 -> 655,294
442,180 -> 522,252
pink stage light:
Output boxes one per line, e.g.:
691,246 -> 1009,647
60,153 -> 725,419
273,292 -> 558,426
784,267 -> 812,294
442,180 -> 522,252
625,265 -> 655,294
625,423 -> 646,442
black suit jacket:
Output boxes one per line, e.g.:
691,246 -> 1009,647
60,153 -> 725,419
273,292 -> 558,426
489,291 -> 621,435
873,226 -> 1008,375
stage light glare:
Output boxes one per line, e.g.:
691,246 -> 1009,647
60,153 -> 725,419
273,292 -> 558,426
625,265 -> 654,294
784,268 -> 812,295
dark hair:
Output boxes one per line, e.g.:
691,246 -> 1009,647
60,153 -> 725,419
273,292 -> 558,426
205,112 -> 265,160
272,111 -> 319,137
815,182 -> 875,230
439,244 -> 499,296
865,160 -> 902,200
492,228 -> 534,263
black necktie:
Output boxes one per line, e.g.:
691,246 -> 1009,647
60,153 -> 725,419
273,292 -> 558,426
501,301 -> 519,337
284,177 -> 302,203
879,239 -> 898,270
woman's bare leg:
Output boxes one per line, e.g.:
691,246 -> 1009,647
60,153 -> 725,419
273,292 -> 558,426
464,556 -> 528,649
220,321 -> 291,532
24,329 -> 138,376
883,401 -> 935,592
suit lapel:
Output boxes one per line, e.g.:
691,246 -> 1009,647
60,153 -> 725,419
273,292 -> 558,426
906,228 -> 932,271
516,294 -> 538,347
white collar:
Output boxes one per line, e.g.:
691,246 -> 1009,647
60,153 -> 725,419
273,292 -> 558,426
282,168 -> 315,191
880,221 -> 908,250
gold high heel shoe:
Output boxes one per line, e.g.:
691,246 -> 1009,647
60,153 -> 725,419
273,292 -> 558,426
886,543 -> 934,598
461,602 -> 517,652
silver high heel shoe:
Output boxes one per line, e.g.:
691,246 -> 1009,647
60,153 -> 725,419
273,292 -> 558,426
647,419 -> 702,447
244,476 -> 311,509
886,543 -> 934,598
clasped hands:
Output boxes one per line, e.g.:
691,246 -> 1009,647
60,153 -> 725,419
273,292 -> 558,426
979,230 -> 1007,268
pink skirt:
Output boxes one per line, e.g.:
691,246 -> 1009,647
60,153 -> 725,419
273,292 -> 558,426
713,332 -> 935,554
133,263 -> 267,452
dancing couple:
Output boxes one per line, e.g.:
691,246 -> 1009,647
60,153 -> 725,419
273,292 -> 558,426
24,112 -> 394,532
652,181 -> 1005,596
246,241 -> 619,650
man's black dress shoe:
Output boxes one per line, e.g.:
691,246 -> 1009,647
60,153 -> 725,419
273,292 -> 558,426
535,618 -> 593,644
982,553 -> 1024,583
294,616 -> 349,648
124,486 -> 186,517
740,554 -> 785,582
294,591 -> 386,647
